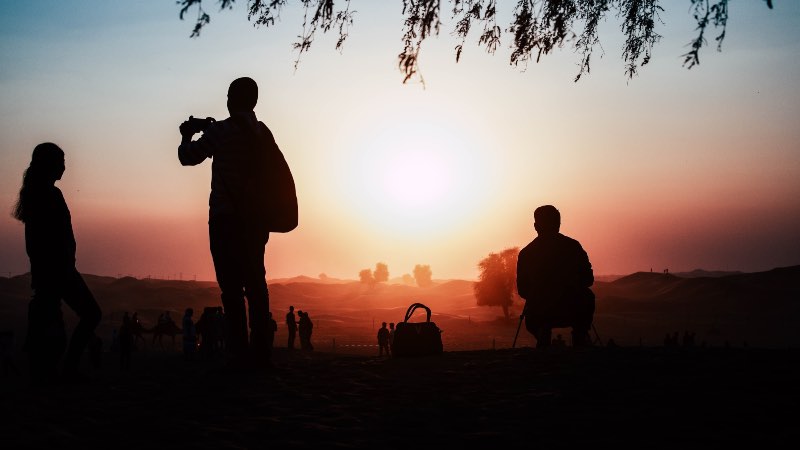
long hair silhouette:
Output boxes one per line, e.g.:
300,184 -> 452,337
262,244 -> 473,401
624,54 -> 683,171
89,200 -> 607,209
13,142 -> 65,222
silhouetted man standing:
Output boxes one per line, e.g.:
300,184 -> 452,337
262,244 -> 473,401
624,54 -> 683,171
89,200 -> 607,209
516,205 -> 595,349
286,305 -> 297,350
178,77 -> 276,369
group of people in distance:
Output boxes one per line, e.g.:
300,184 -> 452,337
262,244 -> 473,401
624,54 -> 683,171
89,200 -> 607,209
12,75 -> 596,386
285,305 -> 314,351
377,322 -> 395,357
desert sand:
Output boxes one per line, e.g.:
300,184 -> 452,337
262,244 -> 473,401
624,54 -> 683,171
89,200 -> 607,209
0,345 -> 796,449
1,267 -> 798,448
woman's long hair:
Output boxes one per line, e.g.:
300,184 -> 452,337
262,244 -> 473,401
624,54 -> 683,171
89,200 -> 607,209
12,142 -> 65,223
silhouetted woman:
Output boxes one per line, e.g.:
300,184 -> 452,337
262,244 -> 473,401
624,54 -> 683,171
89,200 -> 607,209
13,142 -> 102,384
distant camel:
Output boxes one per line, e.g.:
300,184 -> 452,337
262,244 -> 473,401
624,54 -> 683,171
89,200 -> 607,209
149,320 -> 182,349
129,320 -> 182,350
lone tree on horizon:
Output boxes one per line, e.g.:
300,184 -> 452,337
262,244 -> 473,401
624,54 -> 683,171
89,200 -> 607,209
359,262 -> 389,286
176,0 -> 773,84
413,264 -> 433,287
474,247 -> 519,320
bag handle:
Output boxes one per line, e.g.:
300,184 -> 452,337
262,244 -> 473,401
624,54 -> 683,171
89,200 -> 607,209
403,303 -> 432,323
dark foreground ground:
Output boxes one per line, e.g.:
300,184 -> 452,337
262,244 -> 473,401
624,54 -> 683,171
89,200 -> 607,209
1,346 -> 797,449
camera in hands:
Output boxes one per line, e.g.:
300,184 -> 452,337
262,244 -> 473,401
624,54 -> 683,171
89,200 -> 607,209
180,116 -> 216,136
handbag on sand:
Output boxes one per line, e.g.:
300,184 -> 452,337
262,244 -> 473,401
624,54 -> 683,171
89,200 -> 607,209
392,303 -> 443,357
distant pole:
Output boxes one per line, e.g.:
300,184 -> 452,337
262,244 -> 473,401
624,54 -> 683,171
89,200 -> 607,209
492,338 -> 496,350
333,338 -> 336,353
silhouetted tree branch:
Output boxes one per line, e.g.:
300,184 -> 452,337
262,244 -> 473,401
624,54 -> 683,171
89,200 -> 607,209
175,0 -> 773,83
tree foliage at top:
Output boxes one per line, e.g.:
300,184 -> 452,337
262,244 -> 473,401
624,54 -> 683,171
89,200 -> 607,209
474,247 -> 519,320
176,0 -> 772,84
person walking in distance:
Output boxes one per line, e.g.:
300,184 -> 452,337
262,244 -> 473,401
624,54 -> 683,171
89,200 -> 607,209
12,143 -> 102,385
178,77 -> 290,369
516,205 -> 595,349
286,305 -> 298,350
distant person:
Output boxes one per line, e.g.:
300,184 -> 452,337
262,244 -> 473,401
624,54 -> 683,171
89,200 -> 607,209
119,312 -> 133,370
183,308 -> 197,361
377,322 -> 390,356
110,328 -> 119,353
131,312 -> 145,350
682,331 -> 696,348
267,311 -> 277,351
286,305 -> 298,350
388,322 -> 395,356
297,311 -> 314,351
178,77 -> 295,369
12,142 -> 102,385
196,307 -> 218,359
516,205 -> 595,349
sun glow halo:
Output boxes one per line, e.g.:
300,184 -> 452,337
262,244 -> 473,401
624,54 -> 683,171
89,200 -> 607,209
347,120 -> 488,237
382,149 -> 452,208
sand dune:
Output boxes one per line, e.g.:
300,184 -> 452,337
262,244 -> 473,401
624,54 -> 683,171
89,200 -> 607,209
1,265 -> 798,355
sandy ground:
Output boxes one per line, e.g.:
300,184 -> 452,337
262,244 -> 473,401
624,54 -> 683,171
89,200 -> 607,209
1,345 -> 797,449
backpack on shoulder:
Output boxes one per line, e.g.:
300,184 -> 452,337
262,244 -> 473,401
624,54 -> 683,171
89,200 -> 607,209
235,118 -> 298,234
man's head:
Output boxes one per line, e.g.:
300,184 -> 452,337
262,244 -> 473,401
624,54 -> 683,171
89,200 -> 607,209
227,77 -> 258,113
534,205 -> 561,236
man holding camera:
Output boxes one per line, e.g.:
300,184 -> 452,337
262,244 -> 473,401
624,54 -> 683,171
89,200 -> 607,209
178,77 -> 276,369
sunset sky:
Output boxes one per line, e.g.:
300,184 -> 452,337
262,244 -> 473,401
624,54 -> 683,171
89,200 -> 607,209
1,1 -> 798,282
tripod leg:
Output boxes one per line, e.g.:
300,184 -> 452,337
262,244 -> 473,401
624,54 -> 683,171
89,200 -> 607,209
592,323 -> 603,347
512,315 -> 524,348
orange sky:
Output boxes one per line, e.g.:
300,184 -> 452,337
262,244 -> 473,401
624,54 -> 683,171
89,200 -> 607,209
1,2 -> 798,281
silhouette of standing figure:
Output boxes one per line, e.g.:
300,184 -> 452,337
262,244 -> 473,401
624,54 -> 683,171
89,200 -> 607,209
178,77 -> 282,369
119,312 -> 133,370
13,143 -> 102,385
388,322 -> 395,356
267,312 -> 277,352
377,322 -> 390,356
297,311 -> 314,351
286,305 -> 298,350
516,205 -> 595,349
183,308 -> 197,361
